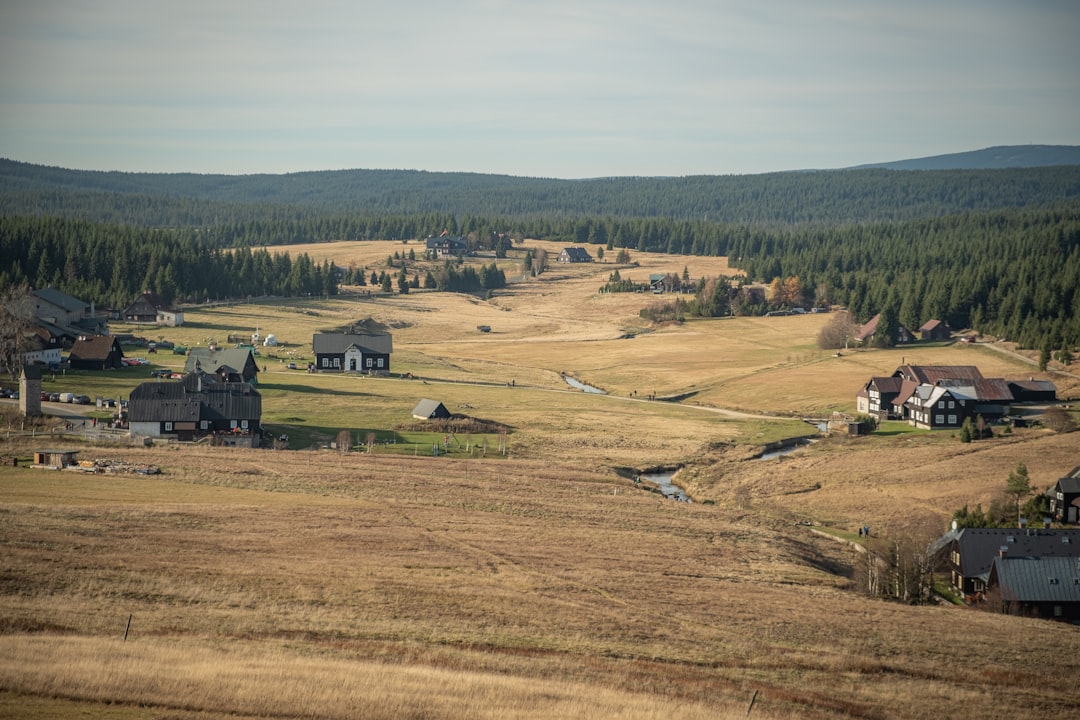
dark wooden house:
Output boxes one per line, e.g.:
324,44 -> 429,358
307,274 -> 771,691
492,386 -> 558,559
312,332 -> 392,374
425,235 -> 469,258
986,556 -> 1080,622
184,348 -> 260,384
918,319 -> 950,341
128,371 -> 262,447
943,527 -> 1080,601
558,247 -> 593,263
854,313 -> 915,345
123,292 -> 184,326
1048,466 -> 1080,524
1007,380 -> 1058,402
68,335 -> 124,370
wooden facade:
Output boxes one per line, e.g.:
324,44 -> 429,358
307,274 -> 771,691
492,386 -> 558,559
312,332 -> 393,374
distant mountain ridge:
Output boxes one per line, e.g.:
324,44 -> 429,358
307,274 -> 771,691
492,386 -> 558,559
851,145 -> 1080,170
2,150 -> 1080,226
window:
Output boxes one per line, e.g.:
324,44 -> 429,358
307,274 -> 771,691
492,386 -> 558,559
948,401 -> 955,409
241,420 -> 248,429
935,415 -> 944,425
201,421 -> 208,430
321,357 -> 329,368
377,358 -> 384,368
230,420 -> 237,429
366,357 -> 373,367
948,415 -> 957,425
333,357 -> 340,368
164,422 -> 172,431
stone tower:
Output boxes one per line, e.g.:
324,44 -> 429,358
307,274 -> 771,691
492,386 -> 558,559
20,365 -> 42,417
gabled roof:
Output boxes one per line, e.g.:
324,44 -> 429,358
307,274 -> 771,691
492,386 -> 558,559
854,314 -> 879,342
990,556 -> 1080,603
936,378 -> 1013,403
184,348 -> 258,378
560,247 -> 593,261
952,528 -> 1080,580
69,335 -> 122,361
32,287 -> 89,314
412,398 -> 450,420
867,376 -> 903,394
895,365 -> 984,384
1008,379 -> 1057,393
1051,467 -> 1080,495
129,371 -> 261,423
918,319 -> 945,333
312,332 -> 393,355
892,379 -> 921,408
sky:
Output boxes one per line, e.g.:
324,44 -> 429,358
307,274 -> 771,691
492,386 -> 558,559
1,0 -> 1078,179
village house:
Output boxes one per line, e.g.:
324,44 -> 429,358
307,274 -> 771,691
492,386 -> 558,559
941,526 -> 1080,601
128,371 -> 262,447
184,348 -> 260,385
122,291 -> 184,326
312,332 -> 392,374
855,364 -> 1055,429
1047,466 -> 1080,525
425,235 -> 469,258
31,287 -> 108,338
853,313 -> 915,345
68,335 -> 125,370
558,247 -> 593,263
986,555 -> 1080,622
22,327 -> 63,369
918,319 -> 950,341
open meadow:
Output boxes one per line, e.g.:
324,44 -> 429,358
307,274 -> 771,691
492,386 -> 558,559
2,242 -> 1079,718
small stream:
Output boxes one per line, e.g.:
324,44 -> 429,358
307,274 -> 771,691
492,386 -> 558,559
637,472 -> 691,502
562,375 -> 606,394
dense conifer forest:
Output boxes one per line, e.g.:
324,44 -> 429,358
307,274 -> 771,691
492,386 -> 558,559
1,159 -> 1078,350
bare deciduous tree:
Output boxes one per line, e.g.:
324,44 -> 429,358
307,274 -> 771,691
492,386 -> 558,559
336,429 -> 352,454
817,310 -> 857,350
0,284 -> 36,380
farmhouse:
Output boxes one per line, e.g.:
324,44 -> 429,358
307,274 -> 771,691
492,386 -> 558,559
425,235 -> 469,258
32,287 -> 108,337
986,556 -> 1080,622
22,327 -> 63,369
312,332 -> 392,374
412,398 -> 451,420
853,313 -> 915,345
942,527 -> 1080,601
184,348 -> 260,384
558,247 -> 593,263
918,319 -> 950,341
128,371 -> 262,447
1047,466 -> 1080,524
856,364 -> 1056,428
68,335 -> 124,370
123,291 -> 184,327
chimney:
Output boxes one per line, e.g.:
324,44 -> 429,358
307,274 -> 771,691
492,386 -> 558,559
1018,517 -> 1027,530
1044,517 -> 1052,529
999,546 -> 1008,558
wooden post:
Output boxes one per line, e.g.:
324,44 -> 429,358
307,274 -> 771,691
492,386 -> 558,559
745,689 -> 758,717
123,614 -> 132,642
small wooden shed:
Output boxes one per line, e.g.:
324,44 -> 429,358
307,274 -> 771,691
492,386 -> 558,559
412,399 -> 451,420
34,449 -> 79,469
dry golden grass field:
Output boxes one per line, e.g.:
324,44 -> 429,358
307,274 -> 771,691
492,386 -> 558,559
3,241 -> 1079,719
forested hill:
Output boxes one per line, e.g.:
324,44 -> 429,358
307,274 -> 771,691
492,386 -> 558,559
2,158 -> 1079,226
853,145 -> 1080,171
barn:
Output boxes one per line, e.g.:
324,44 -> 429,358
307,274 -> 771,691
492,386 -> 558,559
412,399 -> 451,420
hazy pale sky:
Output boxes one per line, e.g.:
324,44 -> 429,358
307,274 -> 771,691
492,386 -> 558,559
1,0 -> 1078,178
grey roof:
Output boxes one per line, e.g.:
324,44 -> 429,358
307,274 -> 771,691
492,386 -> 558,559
560,247 -> 593,261
953,528 -> 1080,579
1051,469 -> 1080,496
412,398 -> 449,419
896,365 -> 985,384
312,332 -> 392,355
32,287 -> 89,314
184,348 -> 258,378
129,372 -> 261,423
990,556 -> 1080,603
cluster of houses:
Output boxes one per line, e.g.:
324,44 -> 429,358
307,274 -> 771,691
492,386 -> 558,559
854,314 -> 951,345
856,364 -> 1057,430
935,469 -> 1080,622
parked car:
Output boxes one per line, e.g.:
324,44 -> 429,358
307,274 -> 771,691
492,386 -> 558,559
73,394 -> 91,405
287,362 -> 297,369
49,392 -> 61,402
59,392 -> 75,403
150,369 -> 171,378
